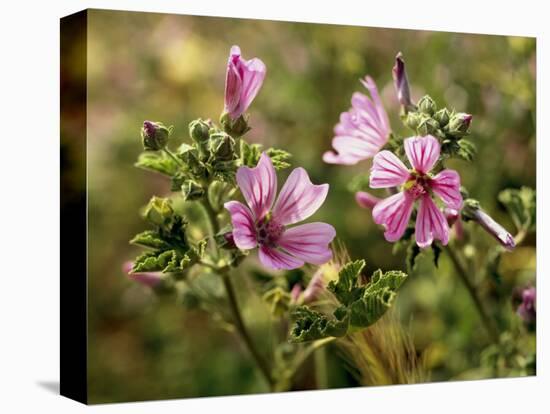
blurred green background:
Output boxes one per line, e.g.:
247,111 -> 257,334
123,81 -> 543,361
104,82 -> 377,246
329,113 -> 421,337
84,9 -> 536,403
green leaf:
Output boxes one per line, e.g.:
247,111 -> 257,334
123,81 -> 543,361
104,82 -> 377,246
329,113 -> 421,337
327,260 -> 365,305
290,260 -> 408,342
290,306 -> 350,342
498,187 -> 536,232
135,152 -> 178,176
349,269 -> 407,328
130,230 -> 171,250
132,250 -> 179,273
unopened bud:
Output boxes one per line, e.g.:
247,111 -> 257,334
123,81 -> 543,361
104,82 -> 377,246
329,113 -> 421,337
434,108 -> 451,127
303,270 -> 325,303
392,52 -> 413,110
463,199 -> 515,250
417,95 -> 437,116
144,196 -> 174,227
123,261 -> 163,288
189,119 -> 211,144
181,179 -> 205,201
514,286 -> 536,326
447,113 -> 473,138
209,132 -> 236,161
141,120 -> 172,151
404,112 -> 426,131
417,117 -> 439,136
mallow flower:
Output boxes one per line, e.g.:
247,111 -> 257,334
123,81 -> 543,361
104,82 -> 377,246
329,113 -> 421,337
323,76 -> 390,165
370,135 -> 462,248
223,45 -> 266,120
225,153 -> 336,270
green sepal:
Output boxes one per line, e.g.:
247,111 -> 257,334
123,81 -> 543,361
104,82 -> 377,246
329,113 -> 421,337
240,140 -> 292,170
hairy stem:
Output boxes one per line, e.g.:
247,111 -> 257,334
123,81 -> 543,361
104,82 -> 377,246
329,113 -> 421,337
199,193 -> 274,389
163,148 -> 183,166
221,270 -> 275,389
445,245 -> 500,344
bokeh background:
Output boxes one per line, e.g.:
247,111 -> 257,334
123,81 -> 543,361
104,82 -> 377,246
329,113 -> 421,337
83,9 -> 536,403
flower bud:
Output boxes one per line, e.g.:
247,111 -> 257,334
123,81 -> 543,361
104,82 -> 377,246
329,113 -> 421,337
181,179 -> 205,201
445,208 -> 464,240
404,112 -> 426,130
189,119 -> 211,144
224,45 -> 266,121
392,52 -> 413,110
417,95 -> 437,116
434,108 -> 451,127
462,199 -> 515,250
178,144 -> 207,176
223,231 -> 237,249
290,283 -> 303,303
417,117 -> 439,136
144,196 -> 174,227
141,120 -> 172,151
513,286 -> 536,326
303,270 -> 325,304
209,132 -> 236,161
447,113 -> 473,138
123,261 -> 163,288
355,191 -> 381,210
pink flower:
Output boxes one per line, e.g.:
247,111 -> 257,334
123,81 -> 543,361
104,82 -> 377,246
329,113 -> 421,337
122,261 -> 163,288
224,45 -> 266,120
225,153 -> 336,270
323,76 -> 390,165
370,135 -> 462,248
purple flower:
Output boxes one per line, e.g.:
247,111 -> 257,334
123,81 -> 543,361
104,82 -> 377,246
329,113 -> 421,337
122,261 -> 163,288
370,135 -> 462,248
467,205 -> 516,250
323,76 -> 390,165
516,286 -> 536,325
392,52 -> 413,109
224,45 -> 266,120
225,153 -> 336,270
355,191 -> 381,210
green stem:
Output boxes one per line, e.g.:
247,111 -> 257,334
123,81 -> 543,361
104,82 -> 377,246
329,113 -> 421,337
163,148 -> 183,166
445,245 -> 500,344
200,198 -> 220,235
221,270 -> 275,389
199,193 -> 274,389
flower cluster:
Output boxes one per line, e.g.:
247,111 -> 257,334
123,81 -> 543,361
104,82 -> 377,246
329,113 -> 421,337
325,52 -> 515,252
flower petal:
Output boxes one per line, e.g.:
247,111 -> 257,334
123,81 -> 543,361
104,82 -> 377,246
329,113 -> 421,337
224,201 -> 258,250
415,195 -> 449,248
272,168 -> 329,225
238,57 -> 266,117
224,46 -> 243,116
355,191 -> 381,210
277,222 -> 335,265
323,135 -> 380,165
431,169 -> 462,210
404,135 -> 440,174
372,192 -> 414,242
359,76 -> 390,135
236,153 -> 277,220
370,151 -> 410,188
258,245 -> 304,270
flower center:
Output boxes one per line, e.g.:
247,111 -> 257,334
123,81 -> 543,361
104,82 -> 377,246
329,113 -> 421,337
256,215 -> 284,247
405,172 -> 432,199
